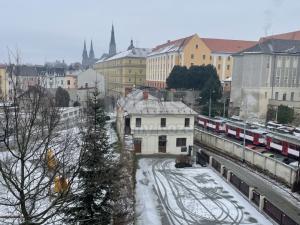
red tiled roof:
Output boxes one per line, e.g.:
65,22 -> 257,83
152,35 -> 195,52
0,64 -> 6,69
202,38 -> 257,54
259,30 -> 300,42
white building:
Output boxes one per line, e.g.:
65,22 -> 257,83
117,89 -> 197,154
76,68 -> 105,106
231,39 -> 300,120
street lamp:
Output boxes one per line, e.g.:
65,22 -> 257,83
209,90 -> 215,118
241,100 -> 248,163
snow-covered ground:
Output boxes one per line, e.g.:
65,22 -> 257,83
135,158 -> 272,225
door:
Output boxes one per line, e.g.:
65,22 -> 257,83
125,117 -> 131,134
134,138 -> 142,153
158,135 -> 167,153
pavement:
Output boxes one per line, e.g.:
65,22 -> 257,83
197,146 -> 300,223
135,157 -> 272,225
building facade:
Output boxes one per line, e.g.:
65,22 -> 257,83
0,65 -> 9,100
146,34 -> 211,88
117,89 -> 197,154
230,39 -> 300,120
146,34 -> 256,88
202,38 -> 256,81
94,46 -> 151,97
76,68 -> 105,106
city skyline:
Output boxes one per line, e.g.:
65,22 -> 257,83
0,0 -> 299,64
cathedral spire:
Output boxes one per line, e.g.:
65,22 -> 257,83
127,39 -> 135,50
82,40 -> 88,68
89,40 -> 95,60
109,24 -> 117,56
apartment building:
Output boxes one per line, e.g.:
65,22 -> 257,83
230,39 -> 300,120
202,38 -> 256,81
146,34 -> 211,88
146,34 -> 256,88
94,47 -> 151,97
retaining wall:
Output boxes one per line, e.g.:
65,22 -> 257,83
195,128 -> 299,189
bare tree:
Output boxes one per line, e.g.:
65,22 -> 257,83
0,54 -> 82,225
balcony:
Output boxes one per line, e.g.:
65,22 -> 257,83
268,99 -> 300,109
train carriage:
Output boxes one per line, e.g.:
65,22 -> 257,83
225,121 -> 267,145
266,133 -> 300,158
197,115 -> 226,133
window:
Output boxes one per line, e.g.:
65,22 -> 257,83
283,93 -> 287,101
275,92 -> 278,100
61,80 -> 63,85
136,118 -> 141,127
196,44 -> 199,49
202,55 -> 206,60
218,64 -> 221,70
218,56 -> 222,60
227,56 -> 230,61
227,65 -> 230,70
191,54 -> 194,59
210,56 -> 212,60
67,80 -> 70,85
161,118 -> 166,127
265,92 -> 267,98
191,63 -> 194,67
184,118 -> 190,127
291,92 -> 294,101
176,138 -> 186,147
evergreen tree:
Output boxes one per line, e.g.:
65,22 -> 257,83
64,87 -> 119,224
55,87 -> 70,107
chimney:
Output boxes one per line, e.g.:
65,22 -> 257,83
143,91 -> 149,100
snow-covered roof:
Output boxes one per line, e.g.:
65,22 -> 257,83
96,48 -> 151,63
118,89 -> 197,116
148,35 -> 195,57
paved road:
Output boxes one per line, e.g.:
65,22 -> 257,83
197,146 -> 300,223
136,157 -> 272,225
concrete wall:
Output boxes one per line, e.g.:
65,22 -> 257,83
195,128 -> 298,187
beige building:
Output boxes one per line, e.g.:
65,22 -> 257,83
202,38 -> 256,81
146,34 -> 256,88
0,65 -> 9,100
94,47 -> 151,97
146,34 -> 211,88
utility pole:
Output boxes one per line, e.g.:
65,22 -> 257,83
209,90 -> 212,118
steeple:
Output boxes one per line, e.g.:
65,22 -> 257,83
109,24 -> 117,56
127,39 -> 135,50
89,40 -> 95,60
82,40 -> 88,68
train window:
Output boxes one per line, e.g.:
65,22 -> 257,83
272,139 -> 281,145
289,144 -> 296,150
245,130 -> 252,135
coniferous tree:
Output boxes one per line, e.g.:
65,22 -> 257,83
64,87 -> 119,224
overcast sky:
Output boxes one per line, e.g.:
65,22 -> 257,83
0,0 -> 299,64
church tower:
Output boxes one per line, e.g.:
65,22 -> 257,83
109,24 -> 117,56
82,40 -> 88,68
89,40 -> 95,64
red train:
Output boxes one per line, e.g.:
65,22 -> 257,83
196,115 -> 300,159
266,133 -> 300,158
197,115 -> 226,133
